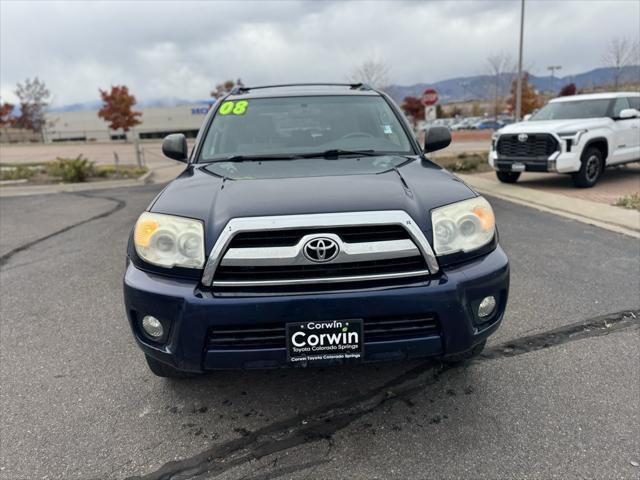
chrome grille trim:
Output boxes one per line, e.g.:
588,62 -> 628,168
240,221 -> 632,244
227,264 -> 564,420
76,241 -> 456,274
201,211 -> 439,286
212,269 -> 431,287
220,234 -> 420,267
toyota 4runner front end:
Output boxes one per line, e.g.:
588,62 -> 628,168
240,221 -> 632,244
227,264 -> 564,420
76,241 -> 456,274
123,83 -> 509,377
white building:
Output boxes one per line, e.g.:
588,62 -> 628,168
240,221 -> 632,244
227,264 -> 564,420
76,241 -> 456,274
43,102 -> 213,143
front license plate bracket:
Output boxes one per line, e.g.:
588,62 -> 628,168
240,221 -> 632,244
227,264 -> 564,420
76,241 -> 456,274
286,319 -> 364,365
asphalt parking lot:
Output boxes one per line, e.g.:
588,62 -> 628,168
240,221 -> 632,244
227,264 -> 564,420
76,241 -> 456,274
0,184 -> 638,480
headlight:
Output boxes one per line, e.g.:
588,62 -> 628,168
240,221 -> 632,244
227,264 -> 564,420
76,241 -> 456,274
491,132 -> 500,150
558,129 -> 587,143
431,197 -> 495,256
134,212 -> 205,268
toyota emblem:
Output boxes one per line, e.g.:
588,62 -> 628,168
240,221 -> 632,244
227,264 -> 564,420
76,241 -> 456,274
303,237 -> 339,263
517,133 -> 528,142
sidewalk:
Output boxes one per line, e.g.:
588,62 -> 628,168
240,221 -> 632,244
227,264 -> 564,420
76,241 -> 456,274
0,170 -> 154,198
0,162 -> 184,198
458,173 -> 640,239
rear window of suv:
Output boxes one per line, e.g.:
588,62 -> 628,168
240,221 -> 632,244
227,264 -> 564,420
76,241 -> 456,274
198,95 -> 413,162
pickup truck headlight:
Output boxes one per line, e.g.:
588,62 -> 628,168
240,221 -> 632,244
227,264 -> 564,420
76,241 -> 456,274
491,132 -> 500,150
431,197 -> 495,256
558,130 -> 587,143
134,212 -> 205,268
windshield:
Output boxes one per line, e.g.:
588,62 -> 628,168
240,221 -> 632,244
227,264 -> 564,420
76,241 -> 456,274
198,95 -> 414,162
530,99 -> 612,120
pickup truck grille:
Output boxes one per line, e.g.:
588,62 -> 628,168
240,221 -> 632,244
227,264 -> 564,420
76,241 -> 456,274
202,212 -> 438,294
497,133 -> 559,158
207,314 -> 440,349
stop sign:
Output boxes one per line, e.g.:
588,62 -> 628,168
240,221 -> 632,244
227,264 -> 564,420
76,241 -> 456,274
421,88 -> 439,106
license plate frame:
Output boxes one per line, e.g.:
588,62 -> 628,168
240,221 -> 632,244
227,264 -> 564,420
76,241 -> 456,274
286,319 -> 364,364
511,162 -> 526,172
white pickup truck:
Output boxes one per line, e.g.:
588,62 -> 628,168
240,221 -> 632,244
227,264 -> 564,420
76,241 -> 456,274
489,92 -> 640,187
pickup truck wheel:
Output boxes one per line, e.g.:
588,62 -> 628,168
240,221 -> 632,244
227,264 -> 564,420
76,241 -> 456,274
572,148 -> 603,188
144,354 -> 196,378
443,340 -> 486,365
496,171 -> 521,183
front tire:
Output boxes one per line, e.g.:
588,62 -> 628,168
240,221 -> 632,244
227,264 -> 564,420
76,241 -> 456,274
572,147 -> 603,188
496,171 -> 521,183
145,354 -> 196,378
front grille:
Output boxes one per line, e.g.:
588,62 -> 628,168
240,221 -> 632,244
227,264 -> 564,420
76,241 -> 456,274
497,134 -> 559,158
202,211 -> 439,292
215,256 -> 427,282
229,225 -> 410,248
206,314 -> 440,349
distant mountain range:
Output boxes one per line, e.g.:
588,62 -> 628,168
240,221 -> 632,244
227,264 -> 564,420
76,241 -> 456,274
384,66 -> 640,104
48,97 -> 215,113
48,66 -> 639,112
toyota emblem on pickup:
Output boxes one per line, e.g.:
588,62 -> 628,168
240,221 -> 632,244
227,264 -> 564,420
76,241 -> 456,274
303,237 -> 339,262
518,133 -> 529,142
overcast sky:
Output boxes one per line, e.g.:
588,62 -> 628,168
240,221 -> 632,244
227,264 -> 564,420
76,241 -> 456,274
1,0 -> 638,106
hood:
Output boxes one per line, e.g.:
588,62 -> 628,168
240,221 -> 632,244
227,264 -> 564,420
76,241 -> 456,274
499,117 -> 612,134
149,159 -> 476,250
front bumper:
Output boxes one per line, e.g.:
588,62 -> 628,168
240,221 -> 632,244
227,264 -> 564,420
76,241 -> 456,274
124,246 -> 509,372
489,150 -> 581,173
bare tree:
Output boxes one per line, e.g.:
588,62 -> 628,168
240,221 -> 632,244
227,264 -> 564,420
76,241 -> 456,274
602,37 -> 640,89
13,77 -> 51,135
348,58 -> 390,90
486,52 -> 514,119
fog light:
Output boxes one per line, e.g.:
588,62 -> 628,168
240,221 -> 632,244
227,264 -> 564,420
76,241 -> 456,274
141,315 -> 164,338
478,296 -> 497,318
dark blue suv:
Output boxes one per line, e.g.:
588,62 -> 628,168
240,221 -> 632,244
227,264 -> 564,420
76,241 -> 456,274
124,83 -> 509,377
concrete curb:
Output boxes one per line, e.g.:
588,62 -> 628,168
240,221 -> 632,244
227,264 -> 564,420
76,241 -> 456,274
0,170 -> 154,198
458,173 -> 640,239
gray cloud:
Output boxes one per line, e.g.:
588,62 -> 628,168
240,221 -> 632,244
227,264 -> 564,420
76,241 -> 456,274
1,0 -> 638,106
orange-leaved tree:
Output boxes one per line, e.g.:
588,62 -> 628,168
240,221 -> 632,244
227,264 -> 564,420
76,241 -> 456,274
507,73 -> 541,116
98,85 -> 142,132
558,83 -> 577,97
0,100 -> 14,126
401,96 -> 424,125
211,79 -> 244,99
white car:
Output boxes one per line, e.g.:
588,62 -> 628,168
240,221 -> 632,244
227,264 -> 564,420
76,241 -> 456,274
488,92 -> 640,187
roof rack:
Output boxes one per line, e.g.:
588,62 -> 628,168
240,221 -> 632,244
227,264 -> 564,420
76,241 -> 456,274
230,83 -> 372,94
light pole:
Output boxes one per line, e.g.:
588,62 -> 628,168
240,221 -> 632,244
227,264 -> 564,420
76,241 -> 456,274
515,0 -> 525,121
459,81 -> 470,101
547,65 -> 562,93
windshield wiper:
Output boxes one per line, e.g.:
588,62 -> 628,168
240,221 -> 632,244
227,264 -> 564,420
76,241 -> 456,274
300,149 -> 383,159
202,150 -> 416,163
202,153 -> 303,163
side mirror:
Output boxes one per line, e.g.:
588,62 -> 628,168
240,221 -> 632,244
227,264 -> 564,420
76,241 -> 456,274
619,108 -> 640,120
523,114 -> 532,121
162,133 -> 188,162
423,126 -> 451,153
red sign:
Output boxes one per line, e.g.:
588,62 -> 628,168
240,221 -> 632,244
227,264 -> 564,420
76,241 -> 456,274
421,88 -> 439,106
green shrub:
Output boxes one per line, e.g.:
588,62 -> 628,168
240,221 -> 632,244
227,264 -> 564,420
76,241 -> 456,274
47,155 -> 95,182
615,193 -> 640,211
94,165 -> 148,178
450,154 -> 484,172
0,165 -> 38,181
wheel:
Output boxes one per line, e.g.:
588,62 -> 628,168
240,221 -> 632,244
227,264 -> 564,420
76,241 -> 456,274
443,340 -> 486,365
144,354 -> 196,378
572,147 -> 603,188
496,171 -> 521,183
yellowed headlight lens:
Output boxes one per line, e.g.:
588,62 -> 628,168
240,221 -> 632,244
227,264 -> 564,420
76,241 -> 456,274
134,219 -> 159,248
472,206 -> 495,231
132,212 -> 205,269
